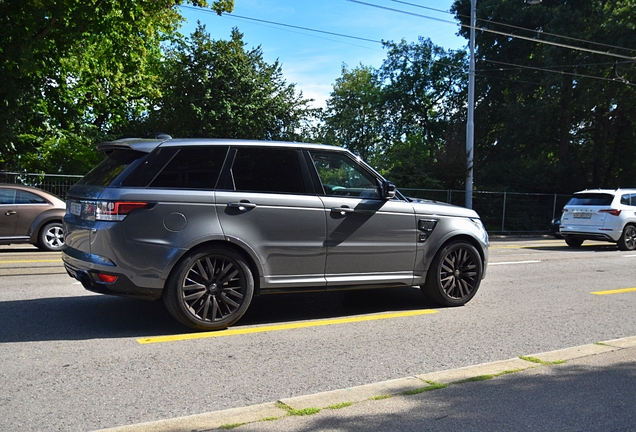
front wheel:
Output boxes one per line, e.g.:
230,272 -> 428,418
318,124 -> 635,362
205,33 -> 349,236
37,222 -> 65,251
617,224 -> 636,251
421,241 -> 483,307
164,246 -> 254,331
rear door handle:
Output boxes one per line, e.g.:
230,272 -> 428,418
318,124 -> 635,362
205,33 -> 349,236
4,211 -> 16,216
227,202 -> 257,211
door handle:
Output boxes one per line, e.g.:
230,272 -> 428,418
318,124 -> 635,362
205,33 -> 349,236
227,202 -> 257,211
4,211 -> 16,216
331,206 -> 354,216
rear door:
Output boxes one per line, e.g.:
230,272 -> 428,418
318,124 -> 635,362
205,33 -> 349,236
215,147 -> 327,290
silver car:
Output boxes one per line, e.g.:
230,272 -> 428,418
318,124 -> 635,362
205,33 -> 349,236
62,138 -> 489,331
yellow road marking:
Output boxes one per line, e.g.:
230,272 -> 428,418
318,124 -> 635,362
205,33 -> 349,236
138,309 -> 438,344
0,259 -> 62,264
591,287 -> 636,296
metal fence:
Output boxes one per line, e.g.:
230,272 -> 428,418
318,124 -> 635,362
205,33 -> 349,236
0,171 -> 83,199
401,188 -> 570,234
1,172 -> 571,235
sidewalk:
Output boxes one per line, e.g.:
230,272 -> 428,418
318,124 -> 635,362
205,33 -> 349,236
98,336 -> 636,431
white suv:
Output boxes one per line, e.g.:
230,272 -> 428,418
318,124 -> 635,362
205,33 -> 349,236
560,189 -> 636,250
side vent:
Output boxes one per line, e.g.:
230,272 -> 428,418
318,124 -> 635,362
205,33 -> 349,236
417,219 -> 438,242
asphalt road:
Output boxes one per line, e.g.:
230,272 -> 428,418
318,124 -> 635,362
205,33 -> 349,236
1,238 -> 635,431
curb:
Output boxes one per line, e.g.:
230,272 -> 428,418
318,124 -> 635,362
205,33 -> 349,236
96,336 -> 636,432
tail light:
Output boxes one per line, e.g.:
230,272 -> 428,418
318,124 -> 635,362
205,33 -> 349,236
599,209 -> 621,216
96,201 -> 150,221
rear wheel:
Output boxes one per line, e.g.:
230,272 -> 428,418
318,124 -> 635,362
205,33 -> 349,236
37,222 -> 65,251
421,241 -> 483,307
617,224 -> 636,251
564,237 -> 584,248
164,246 -> 254,331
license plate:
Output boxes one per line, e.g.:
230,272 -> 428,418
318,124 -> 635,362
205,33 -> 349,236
70,201 -> 82,216
573,212 -> 592,219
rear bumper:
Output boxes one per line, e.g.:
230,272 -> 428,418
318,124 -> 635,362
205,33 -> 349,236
63,255 -> 163,301
559,229 -> 620,242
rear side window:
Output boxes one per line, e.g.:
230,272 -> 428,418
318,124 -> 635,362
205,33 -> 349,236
16,191 -> 47,204
567,193 -> 614,206
143,146 -> 228,189
620,194 -> 636,206
227,147 -> 306,194
78,150 -> 147,187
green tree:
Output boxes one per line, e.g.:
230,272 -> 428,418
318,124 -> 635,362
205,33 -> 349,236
1,0 -> 233,173
134,26 -> 312,141
378,38 -> 468,189
452,0 -> 636,192
321,65 -> 384,162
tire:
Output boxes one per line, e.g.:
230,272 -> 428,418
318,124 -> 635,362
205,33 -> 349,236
163,246 -> 254,331
564,237 -> 584,248
617,224 -> 636,251
421,241 -> 483,307
37,222 -> 65,251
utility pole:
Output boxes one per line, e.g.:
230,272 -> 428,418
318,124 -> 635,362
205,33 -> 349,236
465,0 -> 476,209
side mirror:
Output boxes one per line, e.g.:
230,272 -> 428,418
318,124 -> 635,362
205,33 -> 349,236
382,181 -> 396,200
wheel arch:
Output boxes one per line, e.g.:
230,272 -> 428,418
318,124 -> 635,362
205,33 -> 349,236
163,239 -> 263,297
28,210 -> 65,244
427,233 -> 487,272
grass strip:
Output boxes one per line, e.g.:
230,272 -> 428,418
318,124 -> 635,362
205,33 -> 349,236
520,355 -> 566,365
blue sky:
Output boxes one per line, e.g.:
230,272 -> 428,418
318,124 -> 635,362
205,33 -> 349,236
179,1 -> 467,108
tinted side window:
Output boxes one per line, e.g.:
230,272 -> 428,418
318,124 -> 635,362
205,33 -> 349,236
567,193 -> 614,206
621,194 -> 630,205
229,147 -> 306,194
149,146 -> 228,189
16,191 -> 47,204
310,151 -> 380,199
78,150 -> 147,187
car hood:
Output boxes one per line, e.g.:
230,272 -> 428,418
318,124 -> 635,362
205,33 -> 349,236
410,200 -> 480,219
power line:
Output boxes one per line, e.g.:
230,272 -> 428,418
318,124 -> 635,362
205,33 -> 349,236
346,0 -> 636,60
389,0 -> 636,55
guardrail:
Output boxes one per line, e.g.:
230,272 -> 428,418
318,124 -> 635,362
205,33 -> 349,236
1,172 -> 569,235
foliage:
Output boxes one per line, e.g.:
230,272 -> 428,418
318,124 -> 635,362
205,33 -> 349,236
320,38 -> 467,189
129,26 -> 314,141
0,0 -> 233,173
452,0 -> 636,193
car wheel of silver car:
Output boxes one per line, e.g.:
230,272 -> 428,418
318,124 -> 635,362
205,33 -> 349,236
37,222 -> 65,251
164,246 -> 254,331
421,241 -> 482,307
617,224 -> 636,251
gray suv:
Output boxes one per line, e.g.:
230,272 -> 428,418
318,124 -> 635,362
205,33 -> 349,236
63,138 -> 489,331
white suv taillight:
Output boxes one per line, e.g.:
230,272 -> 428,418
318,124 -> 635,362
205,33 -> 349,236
96,201 -> 150,221
599,209 -> 621,216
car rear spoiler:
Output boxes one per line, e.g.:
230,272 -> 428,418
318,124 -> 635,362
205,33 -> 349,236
96,136 -> 171,154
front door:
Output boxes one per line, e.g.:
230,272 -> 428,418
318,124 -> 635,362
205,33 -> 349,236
309,151 -> 417,287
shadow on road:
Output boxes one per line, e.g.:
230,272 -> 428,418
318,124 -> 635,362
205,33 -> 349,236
0,286 -> 434,343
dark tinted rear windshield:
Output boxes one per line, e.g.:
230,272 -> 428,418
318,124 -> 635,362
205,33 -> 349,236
566,193 -> 614,206
77,150 -> 148,187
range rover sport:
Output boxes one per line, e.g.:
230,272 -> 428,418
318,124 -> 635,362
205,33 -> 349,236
62,137 -> 489,331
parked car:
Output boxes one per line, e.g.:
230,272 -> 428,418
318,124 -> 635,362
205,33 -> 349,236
550,217 -> 562,238
62,137 -> 489,331
559,188 -> 636,250
0,184 -> 66,251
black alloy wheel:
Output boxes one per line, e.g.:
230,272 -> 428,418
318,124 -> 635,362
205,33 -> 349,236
422,241 -> 482,307
164,246 -> 254,331
618,225 -> 636,251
